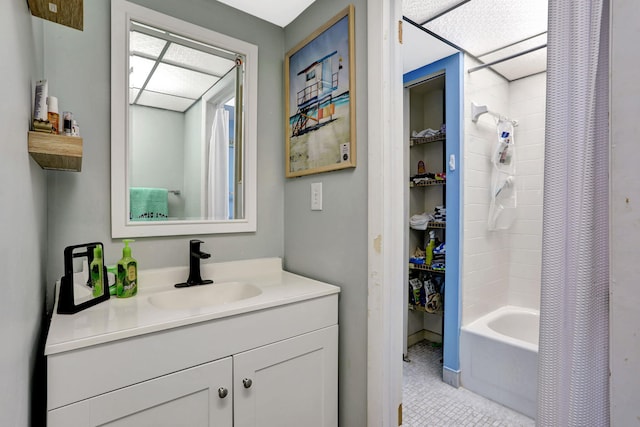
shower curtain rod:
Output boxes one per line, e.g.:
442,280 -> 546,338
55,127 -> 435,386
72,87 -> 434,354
471,102 -> 518,126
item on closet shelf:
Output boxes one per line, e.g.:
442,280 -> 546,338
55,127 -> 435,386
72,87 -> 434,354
91,245 -> 105,297
34,80 -> 48,121
425,231 -> 436,266
426,292 -> 442,313
417,160 -> 426,174
430,262 -> 445,271
409,212 -> 433,230
432,275 -> 445,295
435,172 -> 446,181
412,128 -> 440,138
409,246 -> 426,264
431,237 -> 446,271
47,96 -> 59,134
440,123 -> 446,134
409,278 -> 422,306
433,205 -> 446,222
117,239 -> 138,298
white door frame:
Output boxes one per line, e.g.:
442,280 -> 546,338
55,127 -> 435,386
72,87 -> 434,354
367,0 -> 405,425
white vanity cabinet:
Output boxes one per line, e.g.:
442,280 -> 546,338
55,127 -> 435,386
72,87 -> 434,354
48,357 -> 233,426
48,325 -> 337,427
45,262 -> 339,427
234,326 -> 338,427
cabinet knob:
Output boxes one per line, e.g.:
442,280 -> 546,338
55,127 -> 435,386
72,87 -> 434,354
242,378 -> 253,388
218,387 -> 228,398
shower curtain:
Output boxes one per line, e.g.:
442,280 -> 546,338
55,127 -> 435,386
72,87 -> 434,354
537,0 -> 609,426
206,107 -> 230,220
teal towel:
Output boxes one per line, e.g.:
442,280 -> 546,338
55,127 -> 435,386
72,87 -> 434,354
130,187 -> 169,221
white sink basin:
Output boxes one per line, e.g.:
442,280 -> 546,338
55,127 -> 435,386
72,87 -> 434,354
148,281 -> 262,310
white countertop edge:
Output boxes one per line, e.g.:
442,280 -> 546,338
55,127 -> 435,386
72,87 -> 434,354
45,289 -> 339,355
45,258 -> 340,356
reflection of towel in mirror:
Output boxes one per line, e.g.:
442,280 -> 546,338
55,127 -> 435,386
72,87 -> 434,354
130,187 -> 168,220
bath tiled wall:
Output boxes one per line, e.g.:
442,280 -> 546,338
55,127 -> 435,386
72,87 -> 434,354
507,73 -> 546,309
462,54 -> 546,325
462,56 -> 511,325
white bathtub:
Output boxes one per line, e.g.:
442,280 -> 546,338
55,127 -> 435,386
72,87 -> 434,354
460,306 -> 539,419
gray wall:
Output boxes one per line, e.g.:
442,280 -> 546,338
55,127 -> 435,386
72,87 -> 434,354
284,0 -> 369,425
0,2 -> 47,426
130,105 -> 186,218
43,0 -> 285,291
184,99 -> 204,219
610,0 -> 640,424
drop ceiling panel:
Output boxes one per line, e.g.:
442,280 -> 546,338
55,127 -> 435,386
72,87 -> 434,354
129,56 -> 155,89
129,88 -> 140,103
402,0 -> 548,81
145,63 -> 219,99
402,0 -> 465,25
489,48 -> 547,81
424,0 -> 548,56
478,33 -> 547,64
136,91 -> 195,112
130,31 -> 167,58
163,43 -> 236,76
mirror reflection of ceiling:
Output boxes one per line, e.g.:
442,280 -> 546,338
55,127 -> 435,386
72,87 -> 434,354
129,22 -> 237,112
402,0 -> 548,81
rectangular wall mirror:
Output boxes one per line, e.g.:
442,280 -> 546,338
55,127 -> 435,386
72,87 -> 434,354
111,0 -> 257,237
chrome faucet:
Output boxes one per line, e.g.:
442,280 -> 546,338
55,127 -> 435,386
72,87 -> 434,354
175,239 -> 214,288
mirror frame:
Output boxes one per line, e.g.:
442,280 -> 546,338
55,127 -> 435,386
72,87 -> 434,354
110,0 -> 258,238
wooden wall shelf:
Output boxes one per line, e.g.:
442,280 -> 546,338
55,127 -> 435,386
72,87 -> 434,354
28,0 -> 84,31
28,131 -> 83,172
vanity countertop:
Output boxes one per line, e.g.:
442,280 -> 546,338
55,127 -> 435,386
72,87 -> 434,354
45,258 -> 340,355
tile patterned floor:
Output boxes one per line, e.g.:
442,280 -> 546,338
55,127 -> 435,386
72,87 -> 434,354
402,341 -> 535,427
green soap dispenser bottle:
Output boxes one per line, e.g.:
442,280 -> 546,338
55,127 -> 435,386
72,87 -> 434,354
117,239 -> 137,298
91,245 -> 104,297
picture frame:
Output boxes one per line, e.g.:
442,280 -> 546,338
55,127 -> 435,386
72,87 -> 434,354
285,5 -> 356,178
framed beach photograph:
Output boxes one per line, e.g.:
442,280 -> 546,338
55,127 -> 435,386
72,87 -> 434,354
285,5 -> 356,178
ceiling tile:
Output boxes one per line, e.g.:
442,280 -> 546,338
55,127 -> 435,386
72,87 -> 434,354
489,48 -> 547,81
130,31 -> 166,58
424,0 -> 547,56
402,0 -> 465,25
129,88 -> 140,103
163,43 -> 236,76
478,33 -> 547,64
145,63 -> 219,99
129,55 -> 155,89
136,91 -> 195,112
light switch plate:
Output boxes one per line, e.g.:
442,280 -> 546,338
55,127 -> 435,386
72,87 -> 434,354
311,182 -> 322,211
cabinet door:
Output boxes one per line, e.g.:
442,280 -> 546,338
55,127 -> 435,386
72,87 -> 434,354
233,325 -> 338,427
48,357 -> 232,427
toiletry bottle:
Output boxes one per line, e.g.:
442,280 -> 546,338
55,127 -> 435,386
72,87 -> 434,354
117,239 -> 137,298
47,96 -> 59,134
91,245 -> 104,297
425,231 -> 436,266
